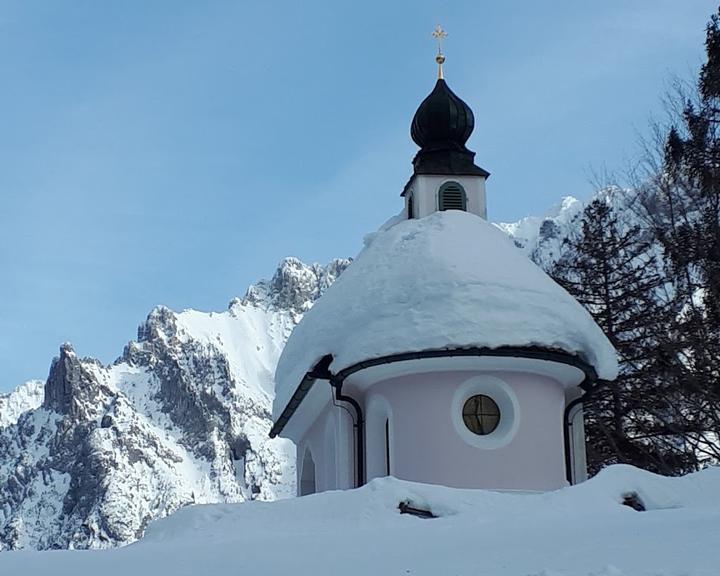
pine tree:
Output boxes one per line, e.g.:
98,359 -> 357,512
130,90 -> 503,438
551,196 -> 697,475
637,8 -> 720,467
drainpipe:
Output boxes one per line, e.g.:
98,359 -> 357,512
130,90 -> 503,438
303,355 -> 365,489
330,376 -> 365,488
563,379 -> 606,484
563,393 -> 587,484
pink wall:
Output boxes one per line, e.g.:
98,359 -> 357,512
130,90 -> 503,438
366,371 -> 568,491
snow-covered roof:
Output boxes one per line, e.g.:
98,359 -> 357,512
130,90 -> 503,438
273,211 -> 618,422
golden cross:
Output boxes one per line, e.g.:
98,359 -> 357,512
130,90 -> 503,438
432,25 -> 447,55
431,25 -> 447,79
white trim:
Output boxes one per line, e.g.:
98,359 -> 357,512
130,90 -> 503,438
323,411 -> 337,490
450,375 -> 520,449
346,355 -> 585,389
365,393 -> 394,480
568,403 -> 588,483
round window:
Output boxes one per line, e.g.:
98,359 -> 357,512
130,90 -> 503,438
462,395 -> 500,435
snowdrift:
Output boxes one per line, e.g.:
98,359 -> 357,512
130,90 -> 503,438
0,465 -> 717,576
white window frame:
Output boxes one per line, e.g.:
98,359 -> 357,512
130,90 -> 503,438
450,375 -> 520,449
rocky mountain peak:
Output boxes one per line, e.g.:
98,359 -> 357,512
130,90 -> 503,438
496,195 -> 585,268
137,305 -> 178,343
42,343 -> 105,418
238,257 -> 351,316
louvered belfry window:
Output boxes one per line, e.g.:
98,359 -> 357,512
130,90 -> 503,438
438,182 -> 467,211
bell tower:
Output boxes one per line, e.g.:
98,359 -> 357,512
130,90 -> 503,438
402,26 -> 489,220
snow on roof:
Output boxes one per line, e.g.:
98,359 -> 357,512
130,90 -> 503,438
273,211 -> 618,421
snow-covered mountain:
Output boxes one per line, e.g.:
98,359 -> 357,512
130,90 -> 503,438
0,257 -> 349,551
496,195 -> 585,268
496,188 -> 640,269
0,189 -> 626,552
0,380 -> 44,429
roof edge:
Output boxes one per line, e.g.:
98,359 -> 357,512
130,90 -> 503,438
269,345 -> 600,439
401,164 -> 492,197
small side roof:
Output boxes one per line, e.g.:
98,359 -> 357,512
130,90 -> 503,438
272,211 -> 618,423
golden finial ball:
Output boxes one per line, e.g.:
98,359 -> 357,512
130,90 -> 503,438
436,54 -> 446,65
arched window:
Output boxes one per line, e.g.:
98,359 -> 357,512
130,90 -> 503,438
407,194 -> 415,219
300,448 -> 316,496
438,182 -> 467,212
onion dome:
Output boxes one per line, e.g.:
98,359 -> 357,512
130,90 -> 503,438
409,78 -> 489,178
411,79 -> 475,150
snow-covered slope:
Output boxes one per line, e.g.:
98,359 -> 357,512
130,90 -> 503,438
0,257 -> 349,551
0,380 -> 44,428
0,464 -> 717,576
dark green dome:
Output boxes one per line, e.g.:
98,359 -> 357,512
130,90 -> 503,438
408,79 -> 489,178
411,79 -> 474,150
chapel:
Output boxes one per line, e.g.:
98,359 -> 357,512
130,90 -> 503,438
270,35 -> 618,495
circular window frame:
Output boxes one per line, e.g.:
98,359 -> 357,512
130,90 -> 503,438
451,375 -> 520,449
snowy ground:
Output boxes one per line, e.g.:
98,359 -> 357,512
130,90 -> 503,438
0,465 -> 718,576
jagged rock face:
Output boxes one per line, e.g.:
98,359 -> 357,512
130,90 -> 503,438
241,257 -> 350,317
44,343 -> 110,419
0,258 -> 350,551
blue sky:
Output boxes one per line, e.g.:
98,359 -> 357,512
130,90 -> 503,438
0,1 -> 716,391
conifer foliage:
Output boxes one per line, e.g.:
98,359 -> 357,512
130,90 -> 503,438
550,196 -> 695,475
554,8 -> 720,476
636,7 -> 720,469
